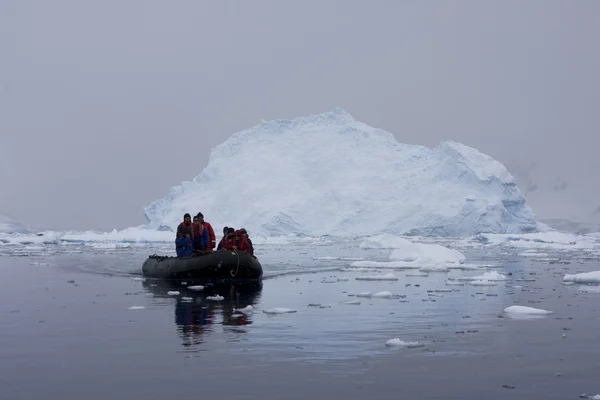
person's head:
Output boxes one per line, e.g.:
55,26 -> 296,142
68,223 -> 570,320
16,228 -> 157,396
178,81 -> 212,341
193,215 -> 200,224
196,212 -> 204,223
183,213 -> 191,224
227,227 -> 235,236
240,228 -> 248,236
234,230 -> 242,239
223,226 -> 229,235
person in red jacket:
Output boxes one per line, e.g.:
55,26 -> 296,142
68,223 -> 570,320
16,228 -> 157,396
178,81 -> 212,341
231,230 -> 251,253
196,213 -> 216,252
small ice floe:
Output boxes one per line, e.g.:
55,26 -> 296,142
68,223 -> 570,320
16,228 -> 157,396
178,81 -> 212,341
350,260 -> 420,269
503,305 -> 553,319
372,291 -> 394,298
337,277 -> 349,282
385,338 -> 425,348
263,308 -> 297,314
445,280 -> 465,286
313,256 -> 340,260
128,306 -> 145,310
180,297 -> 193,302
235,305 -> 254,314
405,273 -> 429,277
187,285 -> 204,291
563,270 -> 600,284
355,273 -> 398,281
206,295 -> 224,301
461,271 -> 508,281
131,277 -> 144,282
469,280 -> 498,286
167,291 -> 180,296
419,265 -> 450,273
356,292 -> 373,298
345,300 -> 361,305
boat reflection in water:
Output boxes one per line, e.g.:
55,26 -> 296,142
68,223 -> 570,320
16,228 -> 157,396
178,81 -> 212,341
142,279 -> 263,350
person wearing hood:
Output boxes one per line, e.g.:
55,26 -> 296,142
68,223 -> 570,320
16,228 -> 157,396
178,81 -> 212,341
196,213 -> 216,252
240,228 -> 254,256
224,230 -> 251,253
175,213 -> 194,257
192,215 -> 209,252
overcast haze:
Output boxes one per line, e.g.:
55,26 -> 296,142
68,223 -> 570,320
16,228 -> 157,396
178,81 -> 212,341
1,1 -> 599,231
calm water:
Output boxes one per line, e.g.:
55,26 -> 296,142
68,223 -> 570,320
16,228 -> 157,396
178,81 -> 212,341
1,239 -> 600,399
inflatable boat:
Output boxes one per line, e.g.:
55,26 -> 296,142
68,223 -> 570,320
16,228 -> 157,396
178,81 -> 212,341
142,250 -> 263,282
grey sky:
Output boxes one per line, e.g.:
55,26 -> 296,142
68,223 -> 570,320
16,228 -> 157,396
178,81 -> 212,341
1,1 -> 599,231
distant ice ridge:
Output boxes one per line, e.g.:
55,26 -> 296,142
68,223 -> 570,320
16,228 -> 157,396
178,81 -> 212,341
0,215 -> 30,234
143,108 -> 539,237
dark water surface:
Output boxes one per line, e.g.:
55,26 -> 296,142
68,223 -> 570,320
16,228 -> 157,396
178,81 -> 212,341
1,241 -> 600,399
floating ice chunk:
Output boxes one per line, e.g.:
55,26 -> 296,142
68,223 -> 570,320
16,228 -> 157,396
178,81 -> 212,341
445,281 -> 464,286
236,305 -> 254,314
345,300 -> 361,305
405,273 -> 429,277
187,285 -> 205,291
469,280 -> 498,286
263,308 -> 297,314
350,260 -> 420,269
519,251 -> 549,257
563,271 -> 600,284
167,291 -> 180,296
385,338 -> 425,348
355,273 -> 398,281
180,297 -> 193,302
503,305 -> 553,316
419,265 -> 450,273
447,264 -> 486,270
356,292 -> 373,298
313,256 -> 339,260
388,238 -> 466,266
128,306 -> 145,310
206,295 -> 224,301
372,291 -> 394,298
458,271 -> 507,281
131,277 -> 144,281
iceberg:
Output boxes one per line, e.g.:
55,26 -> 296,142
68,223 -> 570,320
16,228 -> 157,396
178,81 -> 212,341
142,109 -> 538,237
0,215 -> 31,234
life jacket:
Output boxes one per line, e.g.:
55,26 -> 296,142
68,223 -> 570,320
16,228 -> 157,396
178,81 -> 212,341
177,222 -> 194,238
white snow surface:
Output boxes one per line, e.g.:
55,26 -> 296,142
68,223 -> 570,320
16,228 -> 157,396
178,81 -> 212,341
142,109 -> 539,237
563,271 -> 600,284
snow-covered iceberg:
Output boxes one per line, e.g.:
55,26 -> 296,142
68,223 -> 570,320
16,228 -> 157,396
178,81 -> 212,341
143,109 -> 539,237
0,215 -> 30,234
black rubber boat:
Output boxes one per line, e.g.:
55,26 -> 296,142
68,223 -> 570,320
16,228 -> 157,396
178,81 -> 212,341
142,250 -> 263,282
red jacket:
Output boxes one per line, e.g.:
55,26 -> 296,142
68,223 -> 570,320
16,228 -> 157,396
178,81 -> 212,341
224,230 -> 251,253
202,221 -> 216,251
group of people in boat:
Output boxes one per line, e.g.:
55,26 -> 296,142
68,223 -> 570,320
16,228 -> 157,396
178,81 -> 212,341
175,212 -> 254,258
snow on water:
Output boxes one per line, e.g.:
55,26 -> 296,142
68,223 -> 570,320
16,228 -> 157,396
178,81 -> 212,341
143,109 -> 538,237
563,271 -> 600,284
